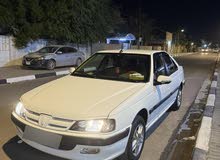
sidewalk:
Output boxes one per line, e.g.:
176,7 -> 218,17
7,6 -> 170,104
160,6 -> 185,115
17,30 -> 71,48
193,62 -> 220,160
0,65 -> 70,85
207,66 -> 220,160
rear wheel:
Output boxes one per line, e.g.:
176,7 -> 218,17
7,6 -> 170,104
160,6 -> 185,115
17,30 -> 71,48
46,60 -> 56,70
119,115 -> 145,160
170,87 -> 182,111
76,58 -> 82,67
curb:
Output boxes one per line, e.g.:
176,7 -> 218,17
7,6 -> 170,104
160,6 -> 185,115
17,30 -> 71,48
0,70 -> 69,85
192,57 -> 219,160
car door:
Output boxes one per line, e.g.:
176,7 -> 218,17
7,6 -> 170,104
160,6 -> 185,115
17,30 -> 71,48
148,53 -> 170,122
161,52 -> 179,103
67,47 -> 79,65
55,47 -> 72,66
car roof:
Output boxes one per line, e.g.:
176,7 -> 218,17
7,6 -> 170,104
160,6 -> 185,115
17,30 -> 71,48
97,49 -> 166,55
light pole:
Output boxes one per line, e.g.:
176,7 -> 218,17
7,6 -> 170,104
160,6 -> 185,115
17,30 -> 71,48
176,28 -> 184,53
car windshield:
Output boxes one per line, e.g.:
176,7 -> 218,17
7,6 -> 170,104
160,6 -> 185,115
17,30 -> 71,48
38,47 -> 59,53
72,53 -> 151,83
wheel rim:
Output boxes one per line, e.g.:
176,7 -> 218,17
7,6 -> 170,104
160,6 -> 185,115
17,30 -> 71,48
48,61 -> 54,69
177,90 -> 182,107
131,124 -> 144,157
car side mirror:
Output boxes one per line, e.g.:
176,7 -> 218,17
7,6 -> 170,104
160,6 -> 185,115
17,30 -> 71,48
56,51 -> 62,54
69,67 -> 76,74
154,75 -> 172,85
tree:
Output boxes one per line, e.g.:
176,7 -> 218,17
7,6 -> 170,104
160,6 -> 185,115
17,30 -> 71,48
127,13 -> 155,45
0,0 -> 121,48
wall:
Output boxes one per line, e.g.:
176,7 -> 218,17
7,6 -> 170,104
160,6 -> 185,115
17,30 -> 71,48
0,35 -> 47,67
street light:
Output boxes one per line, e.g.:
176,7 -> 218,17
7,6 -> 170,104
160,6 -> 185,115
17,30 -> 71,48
176,29 -> 184,46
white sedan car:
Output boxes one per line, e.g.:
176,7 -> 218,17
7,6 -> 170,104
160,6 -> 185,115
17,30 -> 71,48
12,50 -> 185,160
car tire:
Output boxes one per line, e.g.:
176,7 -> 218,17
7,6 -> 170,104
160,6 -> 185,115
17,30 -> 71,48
46,60 -> 56,70
170,87 -> 182,111
76,58 -> 82,67
119,115 -> 146,160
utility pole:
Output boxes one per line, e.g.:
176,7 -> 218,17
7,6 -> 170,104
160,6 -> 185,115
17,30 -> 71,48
137,0 -> 142,49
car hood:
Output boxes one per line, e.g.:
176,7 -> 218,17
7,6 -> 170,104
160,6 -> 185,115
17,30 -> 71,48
25,52 -> 53,58
21,76 -> 145,120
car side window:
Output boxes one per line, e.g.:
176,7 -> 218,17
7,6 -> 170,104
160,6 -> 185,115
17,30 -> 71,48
153,53 -> 167,77
67,47 -> 77,53
162,52 -> 178,75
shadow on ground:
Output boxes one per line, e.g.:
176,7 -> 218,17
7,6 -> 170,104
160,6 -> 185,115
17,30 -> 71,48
3,136 -> 66,160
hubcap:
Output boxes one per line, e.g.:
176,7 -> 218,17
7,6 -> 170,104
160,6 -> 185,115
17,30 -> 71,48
177,90 -> 182,107
131,124 -> 144,157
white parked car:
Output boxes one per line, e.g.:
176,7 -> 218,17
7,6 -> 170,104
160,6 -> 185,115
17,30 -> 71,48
12,50 -> 185,160
23,45 -> 85,70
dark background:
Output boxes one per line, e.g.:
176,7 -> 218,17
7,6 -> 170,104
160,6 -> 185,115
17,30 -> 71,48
114,0 -> 220,42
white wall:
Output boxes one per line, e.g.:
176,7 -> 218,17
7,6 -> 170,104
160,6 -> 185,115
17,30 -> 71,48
0,35 -> 47,67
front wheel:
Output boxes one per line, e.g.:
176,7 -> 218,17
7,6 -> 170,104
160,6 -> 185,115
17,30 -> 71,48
46,60 -> 56,70
119,115 -> 146,160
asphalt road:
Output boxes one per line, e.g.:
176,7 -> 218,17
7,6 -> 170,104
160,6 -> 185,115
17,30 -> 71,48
0,52 -> 218,160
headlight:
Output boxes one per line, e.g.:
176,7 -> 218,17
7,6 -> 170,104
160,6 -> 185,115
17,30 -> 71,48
37,57 -> 45,60
15,102 -> 27,118
70,119 -> 115,133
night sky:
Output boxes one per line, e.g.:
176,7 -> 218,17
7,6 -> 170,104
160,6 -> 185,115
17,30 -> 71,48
114,0 -> 220,43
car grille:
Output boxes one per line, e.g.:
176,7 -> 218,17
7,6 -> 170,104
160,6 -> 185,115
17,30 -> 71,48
25,110 -> 75,131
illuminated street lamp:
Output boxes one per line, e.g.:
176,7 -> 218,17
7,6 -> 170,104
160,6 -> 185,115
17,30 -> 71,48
176,28 -> 185,49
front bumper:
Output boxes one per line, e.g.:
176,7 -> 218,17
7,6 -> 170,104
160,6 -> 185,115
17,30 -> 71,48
22,58 -> 48,68
11,113 -> 130,160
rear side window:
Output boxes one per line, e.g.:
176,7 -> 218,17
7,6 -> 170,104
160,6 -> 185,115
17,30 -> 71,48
162,52 -> 178,75
67,47 -> 77,53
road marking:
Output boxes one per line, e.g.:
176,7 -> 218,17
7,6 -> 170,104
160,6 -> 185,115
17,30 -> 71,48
195,116 -> 212,151
7,75 -> 35,83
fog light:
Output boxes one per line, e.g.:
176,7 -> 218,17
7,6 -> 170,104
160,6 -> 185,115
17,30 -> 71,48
80,148 -> 100,154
